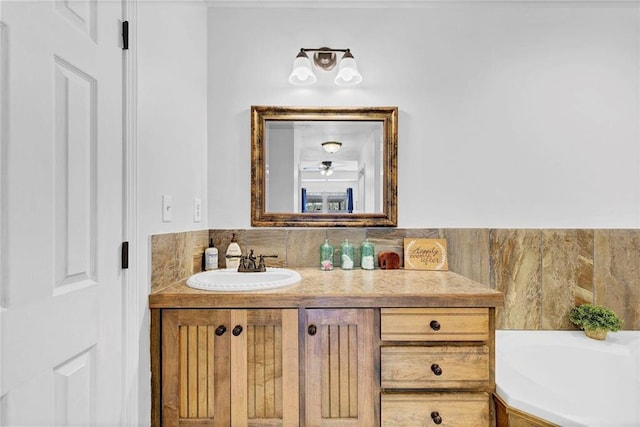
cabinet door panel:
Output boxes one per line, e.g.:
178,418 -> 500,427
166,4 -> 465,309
236,309 -> 299,427
305,309 -> 376,427
162,309 -> 231,427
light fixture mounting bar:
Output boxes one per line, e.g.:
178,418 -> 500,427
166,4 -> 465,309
299,48 -> 350,53
298,47 -> 351,71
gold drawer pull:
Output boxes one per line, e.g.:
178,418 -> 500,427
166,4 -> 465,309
429,320 -> 441,331
431,411 -> 442,424
430,363 -> 443,376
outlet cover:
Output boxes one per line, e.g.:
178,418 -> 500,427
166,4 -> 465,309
162,195 -> 172,222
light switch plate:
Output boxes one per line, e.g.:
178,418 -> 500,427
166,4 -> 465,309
162,195 -> 172,222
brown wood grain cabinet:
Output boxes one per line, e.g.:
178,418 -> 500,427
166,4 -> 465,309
304,308 -> 377,426
382,393 -> 491,426
160,308 -> 299,426
380,308 -> 495,426
150,269 -> 503,427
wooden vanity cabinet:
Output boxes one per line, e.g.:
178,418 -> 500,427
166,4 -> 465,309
160,308 -> 299,427
155,306 -> 495,427
150,269 -> 503,427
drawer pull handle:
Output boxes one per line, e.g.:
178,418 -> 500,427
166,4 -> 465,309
232,325 -> 243,336
431,363 -> 443,376
215,325 -> 227,336
308,325 -> 317,336
430,320 -> 441,331
431,411 -> 442,424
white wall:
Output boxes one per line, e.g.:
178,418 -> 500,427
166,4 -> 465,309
208,4 -> 640,228
266,127 -> 295,211
138,1 -> 208,423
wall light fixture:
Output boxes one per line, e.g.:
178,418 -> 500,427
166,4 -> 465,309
288,47 -> 362,87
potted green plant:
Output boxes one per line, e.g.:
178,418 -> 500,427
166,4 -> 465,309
569,304 -> 623,340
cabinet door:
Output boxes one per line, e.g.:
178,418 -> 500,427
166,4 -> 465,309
161,309 -> 299,427
162,309 -> 231,427
232,309 -> 299,427
305,309 -> 377,426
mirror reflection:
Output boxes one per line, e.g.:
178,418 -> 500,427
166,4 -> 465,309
265,120 -> 383,214
251,106 -> 397,227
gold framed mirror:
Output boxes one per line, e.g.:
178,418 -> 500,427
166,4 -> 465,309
251,106 -> 398,227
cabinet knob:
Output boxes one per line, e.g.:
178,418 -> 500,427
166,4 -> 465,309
431,363 -> 443,376
308,325 -> 317,336
215,325 -> 227,336
232,325 -> 243,336
429,320 -> 441,331
430,411 -> 442,424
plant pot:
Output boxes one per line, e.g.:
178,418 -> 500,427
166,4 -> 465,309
584,328 -> 608,340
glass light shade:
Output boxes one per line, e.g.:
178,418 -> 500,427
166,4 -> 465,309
334,56 -> 362,86
322,141 -> 342,153
288,55 -> 317,85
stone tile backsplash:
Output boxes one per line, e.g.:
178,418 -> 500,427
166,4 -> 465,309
150,228 -> 640,330
150,229 -> 209,292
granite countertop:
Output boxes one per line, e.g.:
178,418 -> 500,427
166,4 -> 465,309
149,268 -> 503,309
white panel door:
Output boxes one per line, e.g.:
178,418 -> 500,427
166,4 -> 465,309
1,1 -> 125,425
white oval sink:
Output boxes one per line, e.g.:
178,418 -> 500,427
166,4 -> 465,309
186,268 -> 301,292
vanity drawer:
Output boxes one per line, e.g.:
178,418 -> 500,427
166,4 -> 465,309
380,308 -> 489,341
381,345 -> 489,389
381,392 -> 491,427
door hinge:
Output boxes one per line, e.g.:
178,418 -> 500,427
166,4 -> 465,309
122,241 -> 129,269
122,21 -> 129,50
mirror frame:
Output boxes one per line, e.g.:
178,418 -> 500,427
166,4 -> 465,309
251,105 -> 398,227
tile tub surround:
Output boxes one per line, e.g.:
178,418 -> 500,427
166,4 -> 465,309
150,228 -> 640,330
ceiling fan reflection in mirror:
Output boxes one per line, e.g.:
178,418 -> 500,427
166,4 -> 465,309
300,160 -> 355,176
319,161 -> 333,176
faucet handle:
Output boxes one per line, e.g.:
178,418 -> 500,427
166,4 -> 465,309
257,254 -> 277,272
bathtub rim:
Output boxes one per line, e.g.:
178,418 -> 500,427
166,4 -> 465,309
495,329 -> 640,427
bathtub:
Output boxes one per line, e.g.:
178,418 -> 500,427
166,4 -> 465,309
496,330 -> 640,427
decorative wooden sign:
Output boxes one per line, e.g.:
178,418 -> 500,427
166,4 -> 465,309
403,238 -> 448,271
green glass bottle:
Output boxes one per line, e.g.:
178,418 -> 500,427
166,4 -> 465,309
360,238 -> 375,270
340,239 -> 355,270
319,239 -> 334,271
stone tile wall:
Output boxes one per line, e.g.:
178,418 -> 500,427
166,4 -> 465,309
150,228 -> 640,330
150,229 -> 210,292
